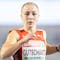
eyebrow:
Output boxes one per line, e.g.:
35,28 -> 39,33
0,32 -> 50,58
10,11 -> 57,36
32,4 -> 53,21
25,10 -> 37,13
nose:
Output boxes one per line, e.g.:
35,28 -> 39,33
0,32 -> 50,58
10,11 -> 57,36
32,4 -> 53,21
28,13 -> 34,19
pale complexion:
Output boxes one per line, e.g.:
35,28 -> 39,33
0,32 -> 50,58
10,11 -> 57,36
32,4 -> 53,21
0,3 -> 39,59
0,3 -> 60,59
21,4 -> 39,33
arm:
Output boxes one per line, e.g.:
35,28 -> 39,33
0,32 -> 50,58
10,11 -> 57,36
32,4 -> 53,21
46,43 -> 58,55
0,30 -> 33,59
43,30 -> 60,55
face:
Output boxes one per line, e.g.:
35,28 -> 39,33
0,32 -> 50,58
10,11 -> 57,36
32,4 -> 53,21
21,4 -> 39,29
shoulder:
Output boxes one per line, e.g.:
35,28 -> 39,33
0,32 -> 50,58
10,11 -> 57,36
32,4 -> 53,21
37,29 -> 46,40
9,28 -> 23,33
37,29 -> 46,34
8,28 -> 23,39
5,28 -> 23,44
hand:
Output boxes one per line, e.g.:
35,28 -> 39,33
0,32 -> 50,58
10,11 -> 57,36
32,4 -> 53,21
56,45 -> 60,52
22,31 -> 35,43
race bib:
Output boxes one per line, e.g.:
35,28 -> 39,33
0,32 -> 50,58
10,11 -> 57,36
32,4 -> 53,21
22,40 -> 46,60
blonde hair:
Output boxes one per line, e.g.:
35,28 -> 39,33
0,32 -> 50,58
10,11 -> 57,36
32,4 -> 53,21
21,2 -> 39,12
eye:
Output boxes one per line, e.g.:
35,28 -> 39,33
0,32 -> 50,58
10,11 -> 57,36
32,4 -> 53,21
25,12 -> 30,16
32,12 -> 37,16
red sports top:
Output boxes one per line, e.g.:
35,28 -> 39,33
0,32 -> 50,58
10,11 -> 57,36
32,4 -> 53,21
12,29 -> 46,60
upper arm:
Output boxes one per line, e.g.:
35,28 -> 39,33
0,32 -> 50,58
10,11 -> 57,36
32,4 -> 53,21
2,30 -> 20,48
43,30 -> 47,41
42,30 -> 50,48
42,30 -> 47,45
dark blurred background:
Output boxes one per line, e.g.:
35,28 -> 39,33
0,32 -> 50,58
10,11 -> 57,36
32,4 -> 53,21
0,25 -> 60,60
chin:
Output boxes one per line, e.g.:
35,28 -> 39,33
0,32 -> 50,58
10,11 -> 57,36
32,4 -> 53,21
28,26 -> 33,29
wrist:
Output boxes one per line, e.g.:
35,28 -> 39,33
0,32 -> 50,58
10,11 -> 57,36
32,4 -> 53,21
56,46 -> 59,52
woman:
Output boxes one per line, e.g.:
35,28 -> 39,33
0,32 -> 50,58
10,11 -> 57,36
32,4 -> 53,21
0,2 -> 60,60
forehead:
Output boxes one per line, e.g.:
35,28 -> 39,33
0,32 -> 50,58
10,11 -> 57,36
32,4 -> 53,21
22,4 -> 39,12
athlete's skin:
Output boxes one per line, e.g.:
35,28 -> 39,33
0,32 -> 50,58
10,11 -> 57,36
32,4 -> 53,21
0,2 -> 60,59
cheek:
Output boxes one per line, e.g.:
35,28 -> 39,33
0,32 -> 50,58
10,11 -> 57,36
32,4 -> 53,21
23,15 -> 28,20
35,16 -> 39,21
22,16 -> 28,23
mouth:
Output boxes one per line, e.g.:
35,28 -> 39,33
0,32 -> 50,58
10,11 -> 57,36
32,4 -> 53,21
28,21 -> 33,24
27,21 -> 34,25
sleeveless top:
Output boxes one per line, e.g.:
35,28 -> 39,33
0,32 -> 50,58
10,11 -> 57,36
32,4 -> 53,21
12,29 -> 46,60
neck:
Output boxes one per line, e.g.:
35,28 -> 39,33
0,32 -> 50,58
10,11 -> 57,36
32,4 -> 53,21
23,26 -> 36,33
